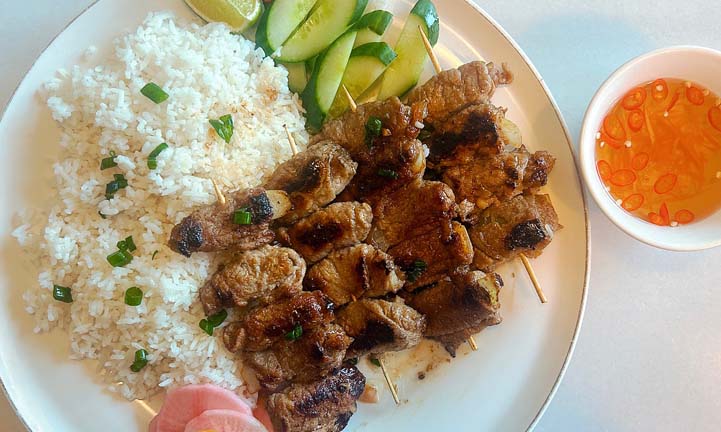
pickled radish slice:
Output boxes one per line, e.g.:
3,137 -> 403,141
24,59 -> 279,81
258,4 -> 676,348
659,202 -> 670,225
654,173 -> 678,194
648,212 -> 665,225
675,209 -> 695,224
709,106 -> 721,132
253,403 -> 274,432
621,194 -> 645,211
610,169 -> 636,186
628,110 -> 644,132
184,410 -> 267,432
651,79 -> 668,100
631,152 -> 649,171
686,86 -> 705,105
149,416 -> 159,432
622,87 -> 647,110
603,113 -> 627,141
597,160 -> 612,181
154,385 -> 252,432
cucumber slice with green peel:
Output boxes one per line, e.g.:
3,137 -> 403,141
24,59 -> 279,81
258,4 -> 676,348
255,0 -> 318,55
377,0 -> 439,100
283,62 -> 309,93
302,31 -> 358,132
276,0 -> 368,63
305,57 -> 317,79
353,10 -> 393,47
328,42 -> 397,117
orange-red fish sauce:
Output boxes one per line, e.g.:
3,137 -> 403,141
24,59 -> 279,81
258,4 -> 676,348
595,78 -> 721,226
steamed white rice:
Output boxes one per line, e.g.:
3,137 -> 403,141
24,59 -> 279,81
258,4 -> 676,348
13,11 -> 308,400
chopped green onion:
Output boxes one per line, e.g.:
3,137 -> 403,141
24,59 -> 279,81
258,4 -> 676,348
369,357 -> 381,367
151,250 -> 159,260
207,309 -> 228,327
100,151 -> 117,170
377,168 -> 399,179
147,143 -> 169,170
404,260 -> 428,283
98,211 -> 107,219
116,236 -> 136,252
347,357 -> 359,366
53,285 -> 73,303
365,116 -> 383,148
105,173 -> 128,200
199,319 -> 214,336
233,208 -> 252,225
209,114 -> 234,144
140,83 -> 169,104
285,324 -> 303,341
130,349 -> 148,372
417,129 -> 432,141
107,249 -> 133,267
124,287 -> 143,306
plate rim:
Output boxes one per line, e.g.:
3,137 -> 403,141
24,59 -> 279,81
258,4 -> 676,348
0,1 -> 591,431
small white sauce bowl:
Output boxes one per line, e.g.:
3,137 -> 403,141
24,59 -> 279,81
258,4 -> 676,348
579,45 -> 721,251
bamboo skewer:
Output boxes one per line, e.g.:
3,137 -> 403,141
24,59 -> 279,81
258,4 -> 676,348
284,124 -> 299,156
417,26 -> 549,305
211,178 -> 226,206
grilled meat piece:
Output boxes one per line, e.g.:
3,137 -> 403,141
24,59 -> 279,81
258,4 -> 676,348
222,291 -> 335,353
442,146 -> 556,216
244,323 -> 352,390
469,194 -> 561,271
265,365 -> 365,432
409,270 -> 502,357
305,244 -> 405,307
169,187 -> 290,257
368,180 -> 457,251
309,98 -> 419,155
407,61 -> 513,126
337,299 -> 426,358
199,246 -> 306,315
264,142 -> 357,225
388,221 -> 473,291
279,202 -> 373,264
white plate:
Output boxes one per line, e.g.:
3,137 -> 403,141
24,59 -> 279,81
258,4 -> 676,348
0,0 -> 589,431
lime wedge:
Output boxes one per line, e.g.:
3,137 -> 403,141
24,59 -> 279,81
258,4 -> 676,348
185,0 -> 263,32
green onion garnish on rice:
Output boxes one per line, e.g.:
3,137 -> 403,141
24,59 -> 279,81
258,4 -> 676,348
209,114 -> 234,144
285,324 -> 303,341
140,82 -> 169,104
130,349 -> 148,372
233,207 -> 252,225
117,236 -> 137,252
199,319 -> 214,336
105,173 -> 128,200
100,151 -> 117,170
107,250 -> 133,267
151,250 -> 159,260
52,285 -> 73,303
124,287 -> 143,306
147,143 -> 169,170
207,309 -> 228,327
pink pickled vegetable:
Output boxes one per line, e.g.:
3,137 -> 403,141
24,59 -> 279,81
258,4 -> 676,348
153,384 -> 252,432
184,409 -> 267,432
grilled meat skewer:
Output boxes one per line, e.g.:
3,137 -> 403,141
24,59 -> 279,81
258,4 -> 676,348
278,201 -> 373,264
169,187 -> 290,257
304,244 -> 405,307
265,365 -> 366,432
243,323 -> 352,391
409,270 -> 502,357
265,141 -> 357,225
337,299 -> 426,359
223,291 -> 335,353
199,246 -> 305,316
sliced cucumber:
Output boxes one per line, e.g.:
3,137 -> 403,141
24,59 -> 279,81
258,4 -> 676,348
377,0 -> 439,99
255,0 -> 319,56
353,10 -> 393,46
283,62 -> 309,93
302,31 -> 358,132
276,0 -> 367,63
328,42 -> 397,117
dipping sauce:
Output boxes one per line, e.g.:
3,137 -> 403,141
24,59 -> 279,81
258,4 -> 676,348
595,78 -> 721,226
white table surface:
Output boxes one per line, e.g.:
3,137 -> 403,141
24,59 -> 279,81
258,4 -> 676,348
2,1 -> 721,431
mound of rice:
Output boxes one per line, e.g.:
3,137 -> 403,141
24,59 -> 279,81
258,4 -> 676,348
13,11 -> 308,400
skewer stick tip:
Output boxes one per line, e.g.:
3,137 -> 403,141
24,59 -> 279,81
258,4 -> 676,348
283,124 -> 298,156
520,254 -> 548,304
468,336 -> 478,351
418,25 -> 442,75
378,358 -> 400,405
341,85 -> 358,113
210,178 -> 226,206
